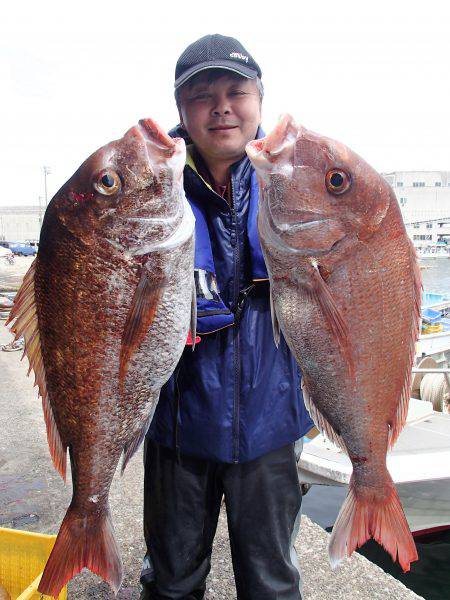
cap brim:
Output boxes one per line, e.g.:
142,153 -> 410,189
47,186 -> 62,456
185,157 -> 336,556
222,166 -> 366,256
174,60 -> 258,90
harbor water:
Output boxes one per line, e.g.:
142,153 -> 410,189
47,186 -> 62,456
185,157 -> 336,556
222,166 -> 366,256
302,258 -> 450,600
421,259 -> 450,296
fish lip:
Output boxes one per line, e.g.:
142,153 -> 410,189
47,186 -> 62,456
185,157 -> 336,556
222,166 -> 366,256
126,216 -> 178,225
138,118 -> 177,151
274,218 -> 332,233
131,197 -> 195,255
246,114 -> 301,170
136,118 -> 186,182
262,198 -> 337,255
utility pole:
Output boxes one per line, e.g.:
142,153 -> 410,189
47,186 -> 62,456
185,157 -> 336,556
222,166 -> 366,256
43,166 -> 51,207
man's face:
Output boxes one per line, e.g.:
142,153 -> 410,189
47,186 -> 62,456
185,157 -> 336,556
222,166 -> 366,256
178,72 -> 262,164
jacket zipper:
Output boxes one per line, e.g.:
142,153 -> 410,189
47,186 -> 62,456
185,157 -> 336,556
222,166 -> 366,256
230,177 -> 241,463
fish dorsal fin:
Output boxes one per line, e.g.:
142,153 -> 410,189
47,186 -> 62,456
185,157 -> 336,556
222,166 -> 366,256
309,261 -> 355,381
119,267 -> 165,388
270,286 -> 281,348
301,378 -> 346,451
6,260 -> 67,480
388,239 -> 422,448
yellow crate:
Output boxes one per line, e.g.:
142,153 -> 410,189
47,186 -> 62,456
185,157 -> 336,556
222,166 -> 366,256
0,527 -> 67,600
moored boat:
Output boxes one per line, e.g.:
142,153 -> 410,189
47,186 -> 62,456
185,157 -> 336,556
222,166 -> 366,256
299,398 -> 450,534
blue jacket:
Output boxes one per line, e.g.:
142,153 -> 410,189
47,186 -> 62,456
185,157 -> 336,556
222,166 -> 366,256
148,126 -> 314,463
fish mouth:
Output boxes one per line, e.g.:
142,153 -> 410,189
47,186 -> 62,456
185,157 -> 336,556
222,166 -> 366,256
137,118 -> 186,181
246,114 -> 300,177
138,118 -> 177,151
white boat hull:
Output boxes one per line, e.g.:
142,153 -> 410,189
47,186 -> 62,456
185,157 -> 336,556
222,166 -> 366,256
299,400 -> 450,532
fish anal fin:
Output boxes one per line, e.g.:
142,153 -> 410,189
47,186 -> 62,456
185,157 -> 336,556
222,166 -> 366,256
389,239 -> 422,448
309,263 -> 355,380
7,259 -> 67,480
301,379 -> 346,451
119,269 -> 165,387
329,473 -> 418,573
121,410 -> 155,474
38,505 -> 122,597
270,286 -> 280,347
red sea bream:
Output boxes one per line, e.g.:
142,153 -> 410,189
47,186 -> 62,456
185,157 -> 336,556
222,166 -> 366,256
7,119 -> 196,596
246,115 -> 421,572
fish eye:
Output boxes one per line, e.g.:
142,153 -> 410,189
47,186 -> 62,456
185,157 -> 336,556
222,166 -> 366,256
325,169 -> 351,195
93,169 -> 121,196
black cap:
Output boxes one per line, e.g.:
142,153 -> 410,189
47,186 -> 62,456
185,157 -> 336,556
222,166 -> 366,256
174,34 -> 262,90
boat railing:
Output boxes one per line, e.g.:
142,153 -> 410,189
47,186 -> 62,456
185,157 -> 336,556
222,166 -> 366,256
412,368 -> 450,373
419,330 -> 450,340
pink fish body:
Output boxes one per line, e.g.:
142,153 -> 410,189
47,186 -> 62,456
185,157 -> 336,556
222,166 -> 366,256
247,115 -> 421,572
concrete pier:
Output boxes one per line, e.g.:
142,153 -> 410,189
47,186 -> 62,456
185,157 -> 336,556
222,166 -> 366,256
0,283 -> 423,599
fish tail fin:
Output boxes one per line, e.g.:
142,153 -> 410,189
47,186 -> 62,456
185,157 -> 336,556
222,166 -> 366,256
328,474 -> 418,573
38,504 -> 122,597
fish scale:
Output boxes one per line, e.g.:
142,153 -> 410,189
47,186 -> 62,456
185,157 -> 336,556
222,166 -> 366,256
247,114 -> 421,573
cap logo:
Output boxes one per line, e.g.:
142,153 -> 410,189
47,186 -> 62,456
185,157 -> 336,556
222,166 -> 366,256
230,52 -> 249,63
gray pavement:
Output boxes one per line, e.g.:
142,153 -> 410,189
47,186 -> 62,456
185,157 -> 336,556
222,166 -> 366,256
0,285 -> 423,599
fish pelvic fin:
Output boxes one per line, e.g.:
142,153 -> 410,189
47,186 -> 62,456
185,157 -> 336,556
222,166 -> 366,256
6,259 -> 67,480
119,268 -> 165,389
389,239 -> 422,448
329,473 -> 418,573
301,378 -> 346,451
309,263 -> 355,381
38,503 -> 122,597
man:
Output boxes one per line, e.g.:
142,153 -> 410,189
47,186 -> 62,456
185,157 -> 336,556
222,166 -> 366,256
140,34 -> 314,600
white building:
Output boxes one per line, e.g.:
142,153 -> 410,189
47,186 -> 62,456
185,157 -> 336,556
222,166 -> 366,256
383,171 -> 450,224
382,171 -> 450,249
0,206 -> 43,242
403,217 -> 450,248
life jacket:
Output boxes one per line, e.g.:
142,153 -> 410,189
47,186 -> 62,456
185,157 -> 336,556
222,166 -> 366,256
185,149 -> 268,335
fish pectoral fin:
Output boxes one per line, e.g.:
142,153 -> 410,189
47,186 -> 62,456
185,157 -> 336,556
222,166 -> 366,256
301,378 -> 346,451
309,263 -> 355,380
119,268 -> 165,386
190,277 -> 197,351
6,259 -> 67,480
270,286 -> 280,348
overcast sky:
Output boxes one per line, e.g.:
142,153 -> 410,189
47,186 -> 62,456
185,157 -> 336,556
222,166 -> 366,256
1,0 -> 449,207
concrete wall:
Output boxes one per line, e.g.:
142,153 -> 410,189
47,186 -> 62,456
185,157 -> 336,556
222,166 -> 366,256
0,207 -> 43,242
